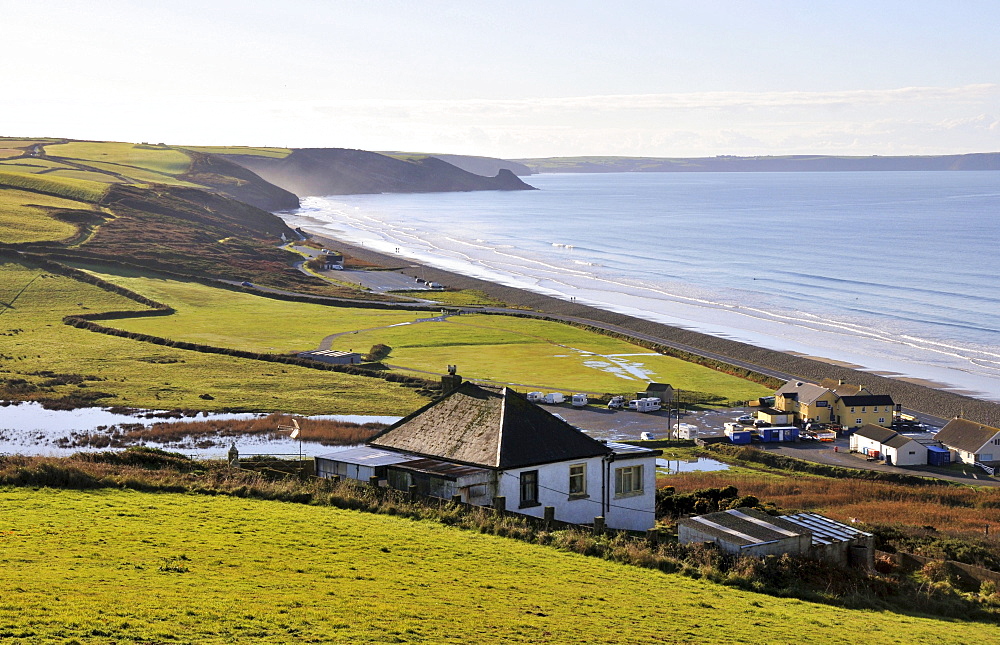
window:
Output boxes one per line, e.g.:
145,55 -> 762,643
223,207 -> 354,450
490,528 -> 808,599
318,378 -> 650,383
519,470 -> 539,507
861,407 -> 867,413
569,464 -> 587,497
816,400 -> 828,407
879,417 -> 886,424
850,407 -> 855,413
856,419 -> 863,426
982,454 -> 994,462
615,465 -> 644,496
873,406 -> 879,412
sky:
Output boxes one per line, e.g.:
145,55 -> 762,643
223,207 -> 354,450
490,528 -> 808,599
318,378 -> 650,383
3,0 -> 1000,158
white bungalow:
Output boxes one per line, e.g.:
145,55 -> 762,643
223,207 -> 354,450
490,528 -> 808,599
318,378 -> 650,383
934,418 -> 1000,467
850,424 -> 927,466
316,382 -> 660,531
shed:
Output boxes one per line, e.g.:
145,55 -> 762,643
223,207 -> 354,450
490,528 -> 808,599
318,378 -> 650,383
677,508 -> 812,558
643,382 -> 674,404
755,407 -> 795,426
926,445 -> 952,466
780,512 -> 874,568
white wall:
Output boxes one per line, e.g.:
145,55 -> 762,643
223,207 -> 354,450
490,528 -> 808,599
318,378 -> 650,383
850,434 -> 883,455
883,441 -> 927,467
498,455 -> 657,531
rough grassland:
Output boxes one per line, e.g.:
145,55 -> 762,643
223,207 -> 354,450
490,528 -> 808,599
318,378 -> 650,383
90,274 -> 768,401
0,262 -> 425,414
0,171 -> 109,202
0,189 -> 92,243
1,487 -> 991,644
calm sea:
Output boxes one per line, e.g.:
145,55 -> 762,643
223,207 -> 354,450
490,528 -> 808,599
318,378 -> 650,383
281,172 -> 1000,401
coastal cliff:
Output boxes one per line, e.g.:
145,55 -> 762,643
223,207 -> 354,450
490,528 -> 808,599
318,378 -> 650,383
223,148 -> 535,197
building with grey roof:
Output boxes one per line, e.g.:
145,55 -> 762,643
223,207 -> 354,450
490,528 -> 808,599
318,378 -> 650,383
934,418 -> 1000,466
318,382 -> 661,531
850,424 -> 927,466
678,508 -> 873,568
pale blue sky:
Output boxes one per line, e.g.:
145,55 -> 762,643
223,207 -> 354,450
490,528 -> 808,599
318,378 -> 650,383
3,1 -> 999,157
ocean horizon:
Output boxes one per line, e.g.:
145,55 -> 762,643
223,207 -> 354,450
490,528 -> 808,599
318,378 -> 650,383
279,171 -> 1000,402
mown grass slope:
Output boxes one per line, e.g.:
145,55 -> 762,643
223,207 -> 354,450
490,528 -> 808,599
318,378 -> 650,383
2,486 -> 993,644
0,189 -> 95,243
0,260 -> 425,414
89,272 -> 769,402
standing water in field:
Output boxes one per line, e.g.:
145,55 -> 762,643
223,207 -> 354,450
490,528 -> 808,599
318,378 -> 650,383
281,171 -> 1000,401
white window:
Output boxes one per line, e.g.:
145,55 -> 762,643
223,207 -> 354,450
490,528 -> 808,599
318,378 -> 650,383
856,419 -> 863,426
615,465 -> 643,496
862,407 -> 867,413
569,463 -> 587,497
873,406 -> 879,412
850,407 -> 856,413
879,418 -> 885,424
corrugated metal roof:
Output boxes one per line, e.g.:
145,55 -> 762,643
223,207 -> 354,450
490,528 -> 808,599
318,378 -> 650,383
300,350 -> 360,358
679,508 -> 809,547
780,512 -> 871,546
390,458 -> 491,480
606,441 -> 661,458
316,446 -> 419,467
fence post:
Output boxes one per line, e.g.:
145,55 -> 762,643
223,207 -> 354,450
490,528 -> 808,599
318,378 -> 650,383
408,484 -> 418,502
493,495 -> 506,512
646,528 -> 659,544
593,516 -> 605,535
543,506 -> 555,530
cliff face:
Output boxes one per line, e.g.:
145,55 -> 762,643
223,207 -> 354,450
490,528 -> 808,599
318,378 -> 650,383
225,148 -> 536,197
181,151 -> 300,211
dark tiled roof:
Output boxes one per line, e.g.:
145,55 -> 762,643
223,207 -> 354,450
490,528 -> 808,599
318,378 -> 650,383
853,424 -> 897,443
884,434 -> 919,449
819,378 -> 865,396
839,394 -> 894,406
935,418 -> 1000,453
646,382 -> 673,392
369,382 -> 611,469
678,508 -> 808,547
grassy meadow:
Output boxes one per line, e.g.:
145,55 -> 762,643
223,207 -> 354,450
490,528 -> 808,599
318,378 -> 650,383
43,141 -> 192,178
0,261 -> 425,414
0,189 -> 94,243
183,145 -> 292,158
2,486 -> 994,644
87,272 -> 769,402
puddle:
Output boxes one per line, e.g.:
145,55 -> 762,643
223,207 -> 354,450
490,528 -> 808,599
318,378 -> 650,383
0,401 -> 399,458
656,457 -> 730,474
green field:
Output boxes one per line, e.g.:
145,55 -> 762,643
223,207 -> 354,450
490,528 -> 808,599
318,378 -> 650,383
43,141 -> 192,177
0,262 -> 425,414
0,189 -> 93,243
0,170 -> 110,202
90,272 -> 769,402
2,486 -> 990,644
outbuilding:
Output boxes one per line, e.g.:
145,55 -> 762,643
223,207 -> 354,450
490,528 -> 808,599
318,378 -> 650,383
849,424 -> 927,466
934,418 -> 1000,467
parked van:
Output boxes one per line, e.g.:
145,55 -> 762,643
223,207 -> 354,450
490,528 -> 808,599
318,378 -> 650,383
571,393 -> 588,407
542,392 -> 565,404
607,395 -> 625,409
526,392 -> 544,403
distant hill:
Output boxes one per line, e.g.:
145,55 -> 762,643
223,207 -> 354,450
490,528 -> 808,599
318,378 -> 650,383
515,152 -> 1000,173
220,148 -> 536,196
429,154 -> 534,177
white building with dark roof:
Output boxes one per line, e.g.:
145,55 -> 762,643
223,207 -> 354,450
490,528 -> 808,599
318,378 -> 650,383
934,418 -> 1000,466
317,382 -> 661,531
850,424 -> 928,466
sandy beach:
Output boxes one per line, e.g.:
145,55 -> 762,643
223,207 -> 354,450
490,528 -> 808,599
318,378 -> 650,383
305,229 -> 1000,426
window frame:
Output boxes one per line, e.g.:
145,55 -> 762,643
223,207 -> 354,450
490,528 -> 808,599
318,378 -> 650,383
519,469 -> 540,508
614,464 -> 644,498
568,463 -> 587,498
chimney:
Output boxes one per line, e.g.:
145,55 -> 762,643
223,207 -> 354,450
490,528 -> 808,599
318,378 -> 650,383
441,364 -> 462,392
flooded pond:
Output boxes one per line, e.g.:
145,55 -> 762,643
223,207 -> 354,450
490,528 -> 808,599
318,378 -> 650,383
656,457 -> 730,474
0,401 -> 400,458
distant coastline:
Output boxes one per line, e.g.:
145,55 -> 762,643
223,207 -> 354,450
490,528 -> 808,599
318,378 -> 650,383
510,152 -> 1000,175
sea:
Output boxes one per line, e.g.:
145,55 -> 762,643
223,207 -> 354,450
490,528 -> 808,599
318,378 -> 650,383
279,171 -> 1000,402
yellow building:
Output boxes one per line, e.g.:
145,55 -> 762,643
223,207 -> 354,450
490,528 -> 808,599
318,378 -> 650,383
773,380 -> 895,429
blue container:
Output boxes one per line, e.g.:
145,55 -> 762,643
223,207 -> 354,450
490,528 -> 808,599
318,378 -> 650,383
728,431 -> 751,445
927,445 -> 951,466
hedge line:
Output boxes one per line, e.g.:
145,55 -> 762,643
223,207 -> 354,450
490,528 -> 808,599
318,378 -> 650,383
62,315 -> 436,389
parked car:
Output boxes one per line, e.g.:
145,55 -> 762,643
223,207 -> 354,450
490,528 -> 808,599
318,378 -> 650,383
607,396 -> 625,410
240,281 -> 253,287
639,432 -> 655,441
736,415 -> 755,425
753,419 -> 771,428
